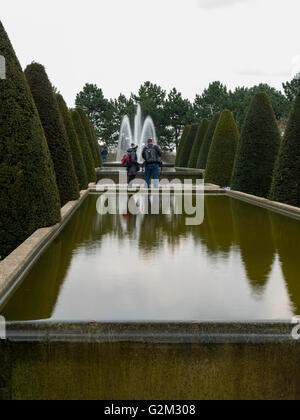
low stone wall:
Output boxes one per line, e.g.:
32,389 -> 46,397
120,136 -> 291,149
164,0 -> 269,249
1,335 -> 299,400
0,189 -> 91,307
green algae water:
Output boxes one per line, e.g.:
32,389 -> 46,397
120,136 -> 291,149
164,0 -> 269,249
1,195 -> 300,322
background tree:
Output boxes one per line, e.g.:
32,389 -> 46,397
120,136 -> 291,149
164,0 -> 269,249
164,88 -> 192,150
283,73 -> 300,103
25,63 -> 79,207
232,92 -> 281,198
205,110 -> 239,187
270,88 -> 300,207
75,83 -> 114,147
71,110 -> 96,183
230,84 -> 289,129
194,81 -> 230,120
0,21 -> 61,258
56,94 -> 88,190
133,81 -> 173,150
188,119 -> 209,168
197,113 -> 220,169
178,123 -> 199,168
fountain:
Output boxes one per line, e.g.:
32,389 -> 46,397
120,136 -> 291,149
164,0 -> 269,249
116,104 -> 157,162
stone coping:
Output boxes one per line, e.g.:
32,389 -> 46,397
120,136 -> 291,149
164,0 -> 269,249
0,188 -> 92,308
175,167 -> 205,173
227,190 -> 300,219
4,321 -> 299,344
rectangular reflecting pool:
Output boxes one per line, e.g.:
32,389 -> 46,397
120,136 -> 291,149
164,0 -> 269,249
1,195 -> 300,322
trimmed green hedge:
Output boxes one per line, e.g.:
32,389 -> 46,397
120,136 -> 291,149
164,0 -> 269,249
0,21 -> 61,258
25,63 -> 79,206
77,107 -> 101,167
269,88 -> 300,207
188,119 -> 209,168
56,94 -> 88,190
205,110 -> 239,187
88,119 -> 103,167
231,92 -> 281,198
71,110 -> 96,183
197,113 -> 220,169
175,125 -> 190,166
178,124 -> 199,168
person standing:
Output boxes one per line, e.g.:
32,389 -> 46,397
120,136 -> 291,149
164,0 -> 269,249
126,144 -> 140,186
101,147 -> 108,163
142,139 -> 162,188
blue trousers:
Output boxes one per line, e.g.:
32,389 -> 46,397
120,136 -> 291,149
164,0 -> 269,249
145,164 -> 159,188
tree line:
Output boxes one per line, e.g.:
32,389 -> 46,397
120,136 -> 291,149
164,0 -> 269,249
76,75 -> 300,151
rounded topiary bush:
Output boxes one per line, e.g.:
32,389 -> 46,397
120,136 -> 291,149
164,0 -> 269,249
56,94 -> 88,190
0,21 -> 61,259
175,125 -> 190,167
25,63 -> 79,206
231,92 -> 281,198
197,113 -> 220,169
205,110 -> 239,187
77,107 -> 101,167
188,119 -> 209,168
269,87 -> 300,207
178,124 -> 199,168
71,110 -> 96,183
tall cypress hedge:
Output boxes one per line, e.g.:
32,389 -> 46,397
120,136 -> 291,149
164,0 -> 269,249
71,110 -> 96,183
175,125 -> 190,166
269,88 -> 300,207
178,124 -> 199,168
88,119 -> 102,167
188,119 -> 209,168
77,107 -> 101,167
205,110 -> 239,187
25,63 -> 79,206
231,92 -> 281,198
56,94 -> 88,190
197,113 -> 220,169
0,21 -> 61,258
88,119 -> 103,167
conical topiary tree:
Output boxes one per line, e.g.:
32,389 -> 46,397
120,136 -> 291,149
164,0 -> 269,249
188,119 -> 209,168
25,63 -> 79,206
0,21 -> 61,258
269,87 -> 300,207
197,113 -> 220,169
88,118 -> 103,167
77,107 -> 101,167
175,125 -> 190,166
56,94 -> 88,191
178,124 -> 199,168
71,110 -> 96,183
231,92 -> 281,198
205,110 -> 239,187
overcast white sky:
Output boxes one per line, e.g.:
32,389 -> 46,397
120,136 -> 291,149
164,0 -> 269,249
2,0 -> 300,106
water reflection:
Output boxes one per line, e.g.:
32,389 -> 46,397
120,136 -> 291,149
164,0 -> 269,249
271,213 -> 300,314
231,200 -> 276,292
2,195 -> 298,321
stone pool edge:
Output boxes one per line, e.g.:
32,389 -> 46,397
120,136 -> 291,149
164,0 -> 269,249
226,190 -> 300,219
4,321 -> 300,344
0,187 -> 92,308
